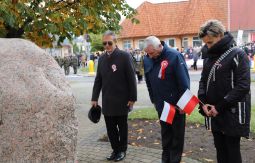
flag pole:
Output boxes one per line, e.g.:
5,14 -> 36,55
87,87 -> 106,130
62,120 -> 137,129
199,100 -> 205,106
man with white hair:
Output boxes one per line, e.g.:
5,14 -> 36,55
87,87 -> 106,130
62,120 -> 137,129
143,36 -> 190,163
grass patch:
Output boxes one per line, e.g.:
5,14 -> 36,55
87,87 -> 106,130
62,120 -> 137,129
80,67 -> 87,72
128,108 -> 158,120
186,107 -> 204,124
129,106 -> 255,133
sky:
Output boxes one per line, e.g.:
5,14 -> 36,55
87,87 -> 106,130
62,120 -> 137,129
125,0 -> 187,9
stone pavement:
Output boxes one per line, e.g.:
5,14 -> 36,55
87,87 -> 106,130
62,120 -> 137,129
75,105 -> 201,163
70,80 -> 201,163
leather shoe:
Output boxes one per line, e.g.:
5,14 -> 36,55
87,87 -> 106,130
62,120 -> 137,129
106,151 -> 116,161
161,159 -> 169,163
114,152 -> 126,162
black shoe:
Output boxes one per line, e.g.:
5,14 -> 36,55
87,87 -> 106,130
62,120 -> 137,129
161,159 -> 169,163
114,152 -> 126,162
106,151 -> 116,161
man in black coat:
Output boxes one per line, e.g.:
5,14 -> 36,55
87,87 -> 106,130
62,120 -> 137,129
91,30 -> 137,162
198,20 -> 251,163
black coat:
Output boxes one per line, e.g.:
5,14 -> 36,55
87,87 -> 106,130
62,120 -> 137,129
92,48 -> 137,116
198,33 -> 251,137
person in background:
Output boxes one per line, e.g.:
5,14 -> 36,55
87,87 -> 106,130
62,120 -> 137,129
71,55 -> 78,74
133,49 -> 144,83
63,56 -> 70,75
192,47 -> 201,70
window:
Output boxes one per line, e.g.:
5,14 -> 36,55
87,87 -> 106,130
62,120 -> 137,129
182,37 -> 188,49
123,40 -> 131,50
167,38 -> 175,47
138,40 -> 145,50
193,37 -> 202,47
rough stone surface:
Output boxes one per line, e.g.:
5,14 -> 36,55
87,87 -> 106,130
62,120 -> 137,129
0,38 -> 78,162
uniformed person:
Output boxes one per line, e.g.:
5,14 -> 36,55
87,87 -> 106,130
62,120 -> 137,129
58,56 -> 64,68
63,56 -> 70,75
54,56 -> 63,68
71,56 -> 78,74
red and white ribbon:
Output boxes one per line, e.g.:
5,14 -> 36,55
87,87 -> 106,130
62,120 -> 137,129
158,60 -> 169,79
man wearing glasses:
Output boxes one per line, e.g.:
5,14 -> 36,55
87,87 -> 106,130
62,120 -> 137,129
91,30 -> 137,162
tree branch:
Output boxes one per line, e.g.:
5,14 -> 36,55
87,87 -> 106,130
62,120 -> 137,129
12,0 -> 18,4
51,0 -> 79,13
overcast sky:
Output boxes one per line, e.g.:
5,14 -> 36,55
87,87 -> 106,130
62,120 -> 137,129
125,0 -> 187,9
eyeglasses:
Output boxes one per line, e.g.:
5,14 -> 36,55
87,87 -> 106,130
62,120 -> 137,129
199,27 -> 219,38
103,41 -> 113,46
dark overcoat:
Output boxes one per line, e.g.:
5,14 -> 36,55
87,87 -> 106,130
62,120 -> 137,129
198,33 -> 251,137
144,43 -> 190,114
92,48 -> 137,116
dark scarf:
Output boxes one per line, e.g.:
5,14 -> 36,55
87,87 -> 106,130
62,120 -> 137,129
201,32 -> 236,59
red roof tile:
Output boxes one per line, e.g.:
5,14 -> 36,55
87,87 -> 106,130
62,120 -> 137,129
119,0 -> 228,38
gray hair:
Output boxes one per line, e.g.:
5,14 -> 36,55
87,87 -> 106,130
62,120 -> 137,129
103,30 -> 117,43
144,36 -> 161,49
198,19 -> 226,38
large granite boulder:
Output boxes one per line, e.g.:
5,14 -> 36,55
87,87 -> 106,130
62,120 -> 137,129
0,38 -> 78,162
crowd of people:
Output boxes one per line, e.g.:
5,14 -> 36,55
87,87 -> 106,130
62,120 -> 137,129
54,54 -> 97,75
129,49 -> 145,83
241,42 -> 255,67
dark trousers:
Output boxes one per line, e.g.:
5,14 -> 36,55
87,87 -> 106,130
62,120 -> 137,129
64,67 -> 69,75
136,71 -> 143,82
213,132 -> 242,163
137,74 -> 143,82
73,66 -> 77,74
193,61 -> 197,70
104,115 -> 128,153
159,112 -> 186,163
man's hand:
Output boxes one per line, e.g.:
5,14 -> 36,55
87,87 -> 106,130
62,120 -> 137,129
127,101 -> 135,107
175,106 -> 185,114
127,101 -> 135,112
178,109 -> 186,114
91,101 -> 98,107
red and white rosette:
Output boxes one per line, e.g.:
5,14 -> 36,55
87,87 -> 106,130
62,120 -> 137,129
158,60 -> 169,79
112,64 -> 117,72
